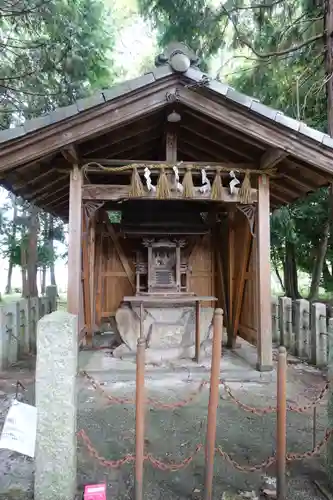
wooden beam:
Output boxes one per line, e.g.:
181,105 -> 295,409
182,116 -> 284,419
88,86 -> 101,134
105,220 -> 135,292
82,183 -> 258,203
67,165 -> 83,318
260,148 -> 287,169
89,217 -> 96,336
61,144 -> 79,164
231,221 -> 252,341
256,174 -> 272,371
227,210 -> 235,342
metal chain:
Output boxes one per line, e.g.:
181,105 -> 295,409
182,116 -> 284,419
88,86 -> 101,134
78,425 -> 333,474
77,429 -> 135,468
216,446 -> 276,472
78,428 -> 203,471
81,370 -> 207,409
221,380 -> 329,415
286,428 -> 333,461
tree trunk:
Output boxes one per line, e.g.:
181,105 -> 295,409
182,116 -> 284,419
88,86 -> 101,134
48,215 -> 57,287
308,222 -> 329,299
5,196 -> 18,295
27,205 -> 39,297
284,240 -> 299,299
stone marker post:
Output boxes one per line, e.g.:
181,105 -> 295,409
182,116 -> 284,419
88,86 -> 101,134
311,302 -> 327,367
327,318 -> 333,484
35,311 -> 77,500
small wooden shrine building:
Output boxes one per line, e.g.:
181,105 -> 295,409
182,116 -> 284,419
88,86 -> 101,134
1,43 -> 333,370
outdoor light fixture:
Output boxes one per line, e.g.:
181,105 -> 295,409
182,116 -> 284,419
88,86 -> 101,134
167,110 -> 181,123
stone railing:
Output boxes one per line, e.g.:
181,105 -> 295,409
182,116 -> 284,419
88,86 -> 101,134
271,296 -> 332,367
0,285 -> 57,370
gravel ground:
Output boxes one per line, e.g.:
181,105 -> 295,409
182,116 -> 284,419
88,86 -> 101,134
0,350 -> 331,499
76,353 -> 329,500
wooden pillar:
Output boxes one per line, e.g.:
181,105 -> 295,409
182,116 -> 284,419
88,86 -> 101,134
89,217 -> 96,335
256,174 -> 273,371
67,165 -> 83,318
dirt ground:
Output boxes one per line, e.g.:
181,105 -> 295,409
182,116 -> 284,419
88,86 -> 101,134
0,345 -> 331,500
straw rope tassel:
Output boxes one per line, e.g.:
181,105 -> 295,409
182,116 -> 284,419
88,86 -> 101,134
238,170 -> 252,204
211,167 -> 224,200
156,167 -> 171,199
129,166 -> 144,197
182,167 -> 194,198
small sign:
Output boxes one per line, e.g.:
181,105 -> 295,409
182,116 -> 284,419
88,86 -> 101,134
84,484 -> 107,500
0,400 -> 37,458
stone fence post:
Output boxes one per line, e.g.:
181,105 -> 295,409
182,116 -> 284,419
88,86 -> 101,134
326,318 -> 333,483
35,311 -> 77,500
46,285 -> 58,313
271,297 -> 279,343
311,302 -> 327,367
279,297 -> 293,349
294,299 -> 310,360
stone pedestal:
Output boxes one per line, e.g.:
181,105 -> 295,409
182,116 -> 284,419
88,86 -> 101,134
114,304 -> 214,363
35,311 -> 77,500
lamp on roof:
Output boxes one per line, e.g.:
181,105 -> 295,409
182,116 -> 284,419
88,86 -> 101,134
167,110 -> 181,123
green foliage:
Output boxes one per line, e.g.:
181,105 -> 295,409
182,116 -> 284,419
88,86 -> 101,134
0,0 -> 117,128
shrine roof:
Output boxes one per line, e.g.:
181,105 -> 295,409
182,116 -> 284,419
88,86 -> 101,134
0,42 -> 332,220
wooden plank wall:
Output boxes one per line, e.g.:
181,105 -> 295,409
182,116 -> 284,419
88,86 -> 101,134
94,228 -> 215,326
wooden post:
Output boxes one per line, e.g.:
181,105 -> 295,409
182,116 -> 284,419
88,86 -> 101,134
256,174 -> 273,371
227,211 -> 235,341
276,346 -> 287,500
67,165 -> 82,318
204,309 -> 223,500
135,337 -> 146,500
89,217 -> 96,339
195,301 -> 201,363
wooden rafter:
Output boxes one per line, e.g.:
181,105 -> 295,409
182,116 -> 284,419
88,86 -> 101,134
26,173 -> 69,201
260,148 -> 287,169
81,118 -> 162,156
181,123 -> 254,160
183,108 -> 266,151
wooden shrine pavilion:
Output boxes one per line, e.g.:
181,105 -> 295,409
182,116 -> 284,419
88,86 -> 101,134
1,43 -> 333,370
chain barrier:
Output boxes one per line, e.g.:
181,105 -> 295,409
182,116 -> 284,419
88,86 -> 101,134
80,370 -> 207,409
78,428 -> 203,471
221,380 -> 329,416
78,429 -> 135,468
81,370 -> 329,415
78,426 -> 333,474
